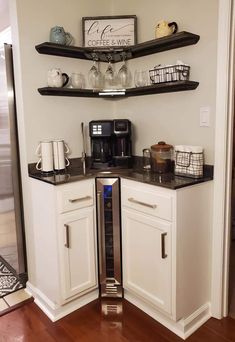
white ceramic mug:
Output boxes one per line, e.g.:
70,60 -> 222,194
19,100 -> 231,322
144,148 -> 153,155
53,139 -> 70,171
35,140 -> 54,172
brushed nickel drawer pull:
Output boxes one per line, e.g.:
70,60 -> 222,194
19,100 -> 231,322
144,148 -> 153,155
69,195 -> 92,203
161,232 -> 167,259
64,224 -> 70,248
128,197 -> 157,209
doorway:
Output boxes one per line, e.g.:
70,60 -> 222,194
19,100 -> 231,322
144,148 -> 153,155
228,115 -> 235,317
0,29 -> 27,304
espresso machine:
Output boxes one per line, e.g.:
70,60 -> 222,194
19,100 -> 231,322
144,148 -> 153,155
89,119 -> 132,169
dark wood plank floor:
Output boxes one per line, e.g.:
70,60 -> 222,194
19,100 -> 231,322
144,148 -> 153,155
0,299 -> 235,341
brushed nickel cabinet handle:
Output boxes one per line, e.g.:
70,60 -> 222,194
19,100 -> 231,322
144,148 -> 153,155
64,224 -> 70,248
128,197 -> 157,209
69,195 -> 92,203
161,232 -> 167,259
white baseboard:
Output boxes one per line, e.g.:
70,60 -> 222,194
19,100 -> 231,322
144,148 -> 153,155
124,290 -> 211,340
26,282 -> 211,338
26,282 -> 99,321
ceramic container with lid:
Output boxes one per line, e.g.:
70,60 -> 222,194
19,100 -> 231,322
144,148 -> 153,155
150,141 -> 173,173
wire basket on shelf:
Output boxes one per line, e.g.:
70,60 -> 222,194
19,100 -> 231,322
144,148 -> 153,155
149,64 -> 190,84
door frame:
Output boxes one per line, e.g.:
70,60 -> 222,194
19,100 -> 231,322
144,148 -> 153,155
212,0 -> 235,318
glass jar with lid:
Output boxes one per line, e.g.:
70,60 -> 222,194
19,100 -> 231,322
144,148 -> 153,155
150,141 -> 173,173
142,148 -> 151,171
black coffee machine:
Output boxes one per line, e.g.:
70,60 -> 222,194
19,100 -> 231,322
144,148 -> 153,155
112,119 -> 132,167
89,119 -> 132,169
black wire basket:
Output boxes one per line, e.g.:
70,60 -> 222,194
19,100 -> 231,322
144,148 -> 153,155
149,64 -> 190,84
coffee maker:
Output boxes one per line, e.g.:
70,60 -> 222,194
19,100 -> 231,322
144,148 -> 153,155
89,120 -> 113,169
89,119 -> 132,169
112,119 -> 132,167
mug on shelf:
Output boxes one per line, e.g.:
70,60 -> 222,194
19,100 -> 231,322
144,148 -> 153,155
134,70 -> 149,87
50,26 -> 74,46
47,68 -> 69,88
35,140 -> 54,172
70,73 -> 85,89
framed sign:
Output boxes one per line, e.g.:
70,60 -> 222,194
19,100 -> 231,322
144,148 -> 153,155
82,15 -> 137,48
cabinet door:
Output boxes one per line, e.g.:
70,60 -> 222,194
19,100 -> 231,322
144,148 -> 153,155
122,208 -> 172,315
59,206 -> 97,301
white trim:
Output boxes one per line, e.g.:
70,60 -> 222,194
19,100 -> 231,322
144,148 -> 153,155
27,282 -> 99,321
211,0 -> 232,318
124,290 -> 211,340
223,0 -> 235,316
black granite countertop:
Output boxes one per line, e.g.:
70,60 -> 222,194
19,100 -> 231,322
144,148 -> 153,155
28,157 -> 213,190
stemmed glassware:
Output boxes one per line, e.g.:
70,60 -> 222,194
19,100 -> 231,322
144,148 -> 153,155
117,53 -> 132,88
87,53 -> 133,90
88,53 -> 103,90
104,55 -> 117,89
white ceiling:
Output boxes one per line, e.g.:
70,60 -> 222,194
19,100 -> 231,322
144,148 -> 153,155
0,0 -> 9,32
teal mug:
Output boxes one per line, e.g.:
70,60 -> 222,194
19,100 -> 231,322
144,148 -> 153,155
50,26 -> 73,45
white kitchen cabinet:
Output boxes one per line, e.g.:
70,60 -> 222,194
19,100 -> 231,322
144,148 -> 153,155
122,208 -> 172,314
58,207 -> 97,301
28,178 -> 98,321
121,178 -> 213,338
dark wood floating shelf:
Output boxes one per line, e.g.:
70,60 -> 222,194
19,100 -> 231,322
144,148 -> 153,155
38,81 -> 199,98
35,31 -> 200,63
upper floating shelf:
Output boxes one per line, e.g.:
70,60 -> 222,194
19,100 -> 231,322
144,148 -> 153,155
35,31 -> 200,63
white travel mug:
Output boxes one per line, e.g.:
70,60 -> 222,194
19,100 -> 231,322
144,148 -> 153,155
35,140 -> 54,172
53,139 -> 70,171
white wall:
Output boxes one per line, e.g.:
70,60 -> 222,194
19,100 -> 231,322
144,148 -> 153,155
0,0 -> 10,32
12,0 -> 112,162
111,0 -> 218,164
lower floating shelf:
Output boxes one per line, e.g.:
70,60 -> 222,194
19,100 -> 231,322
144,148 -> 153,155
38,81 -> 199,98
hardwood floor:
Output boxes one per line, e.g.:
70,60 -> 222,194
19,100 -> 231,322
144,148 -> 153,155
0,299 -> 235,341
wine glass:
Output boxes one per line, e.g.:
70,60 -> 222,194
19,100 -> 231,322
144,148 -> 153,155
104,56 -> 117,89
88,54 -> 103,90
117,53 -> 132,88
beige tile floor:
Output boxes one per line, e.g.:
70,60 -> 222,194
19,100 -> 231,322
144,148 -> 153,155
0,209 -> 19,272
0,298 -> 8,311
0,289 -> 32,313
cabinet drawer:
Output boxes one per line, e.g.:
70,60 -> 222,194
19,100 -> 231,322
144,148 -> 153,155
57,179 -> 94,213
121,182 -> 173,221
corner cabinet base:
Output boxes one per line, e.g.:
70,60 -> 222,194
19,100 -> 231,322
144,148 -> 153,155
27,279 -> 210,338
27,282 -> 99,322
124,290 -> 211,340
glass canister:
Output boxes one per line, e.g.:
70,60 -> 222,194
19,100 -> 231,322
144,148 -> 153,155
142,148 -> 151,171
150,141 -> 173,173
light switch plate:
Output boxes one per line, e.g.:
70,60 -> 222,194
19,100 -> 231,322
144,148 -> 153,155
200,106 -> 210,127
